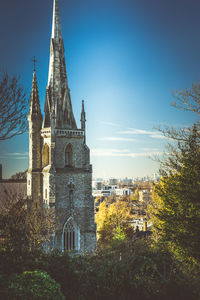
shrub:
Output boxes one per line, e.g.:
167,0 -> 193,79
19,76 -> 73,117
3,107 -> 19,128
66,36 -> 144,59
6,270 -> 65,300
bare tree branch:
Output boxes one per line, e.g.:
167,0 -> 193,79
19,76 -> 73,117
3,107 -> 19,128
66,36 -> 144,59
171,82 -> 200,115
0,73 -> 28,140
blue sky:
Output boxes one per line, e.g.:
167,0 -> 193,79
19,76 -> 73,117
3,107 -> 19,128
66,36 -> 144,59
0,0 -> 199,179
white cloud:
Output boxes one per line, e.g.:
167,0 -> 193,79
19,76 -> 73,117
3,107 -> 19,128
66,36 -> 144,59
118,127 -> 169,140
91,149 -> 128,157
0,152 -> 28,159
97,137 -> 135,142
91,148 -> 162,158
150,134 -> 168,139
118,128 -> 156,135
6,152 -> 28,156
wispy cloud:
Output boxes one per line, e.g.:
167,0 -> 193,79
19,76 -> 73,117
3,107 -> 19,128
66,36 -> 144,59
91,148 -> 162,158
0,152 -> 28,159
119,128 -> 156,135
142,147 -> 160,152
150,134 -> 167,139
118,128 -> 168,140
6,152 -> 28,156
97,137 -> 135,142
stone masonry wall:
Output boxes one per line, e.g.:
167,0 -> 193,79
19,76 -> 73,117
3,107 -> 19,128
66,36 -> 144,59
55,136 -> 90,169
40,132 -> 96,252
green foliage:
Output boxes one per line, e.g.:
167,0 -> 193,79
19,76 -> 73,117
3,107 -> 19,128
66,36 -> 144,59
0,196 -> 54,254
0,243 -> 199,300
131,187 -> 140,201
0,197 -> 30,253
65,240 -> 199,300
95,200 -> 134,248
113,226 -> 126,241
150,125 -> 200,261
5,270 -> 64,300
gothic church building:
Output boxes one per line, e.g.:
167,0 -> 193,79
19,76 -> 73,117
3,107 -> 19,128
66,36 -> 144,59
27,0 -> 96,253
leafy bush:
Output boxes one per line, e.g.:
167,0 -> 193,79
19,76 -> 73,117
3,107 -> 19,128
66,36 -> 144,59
69,240 -> 198,300
0,242 -> 200,300
5,270 -> 65,300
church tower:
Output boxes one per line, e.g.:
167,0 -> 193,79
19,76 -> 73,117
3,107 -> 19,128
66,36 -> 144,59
28,0 -> 96,253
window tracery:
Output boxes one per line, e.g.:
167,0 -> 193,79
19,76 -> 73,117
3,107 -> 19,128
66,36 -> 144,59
63,220 -> 75,251
62,218 -> 80,251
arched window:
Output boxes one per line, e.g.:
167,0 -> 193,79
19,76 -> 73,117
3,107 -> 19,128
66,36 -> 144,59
62,218 -> 80,251
65,144 -> 73,166
42,144 -> 50,167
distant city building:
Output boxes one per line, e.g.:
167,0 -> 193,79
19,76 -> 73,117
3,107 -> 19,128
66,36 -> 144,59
115,188 -> 132,196
109,178 -> 118,185
93,178 -> 104,190
96,182 -> 103,190
92,183 -> 133,198
139,189 -> 152,202
120,177 -> 133,184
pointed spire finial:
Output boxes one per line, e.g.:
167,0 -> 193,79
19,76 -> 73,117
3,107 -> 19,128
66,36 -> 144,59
82,100 -> 85,111
32,56 -> 38,73
29,64 -> 42,117
81,100 -> 86,131
52,0 -> 62,39
44,0 -> 77,129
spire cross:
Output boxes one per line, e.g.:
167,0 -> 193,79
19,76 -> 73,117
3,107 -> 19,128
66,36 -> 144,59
32,56 -> 38,72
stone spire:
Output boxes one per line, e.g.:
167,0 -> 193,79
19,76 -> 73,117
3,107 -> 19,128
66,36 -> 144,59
43,0 -> 77,129
52,0 -> 62,39
28,64 -> 42,173
81,100 -> 86,131
81,100 -> 86,143
29,69 -> 42,117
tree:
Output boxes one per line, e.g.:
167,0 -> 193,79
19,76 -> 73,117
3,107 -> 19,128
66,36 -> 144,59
0,192 -> 55,253
0,73 -> 28,140
10,170 -> 27,180
171,81 -> 200,116
95,200 -> 134,248
131,187 -> 139,201
0,196 -> 30,253
150,125 -> 200,261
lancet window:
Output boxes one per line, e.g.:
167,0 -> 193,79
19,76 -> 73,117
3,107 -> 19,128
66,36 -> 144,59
62,218 -> 80,251
65,144 -> 73,166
